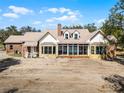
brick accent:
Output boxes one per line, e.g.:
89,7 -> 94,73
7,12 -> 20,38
5,43 -> 23,56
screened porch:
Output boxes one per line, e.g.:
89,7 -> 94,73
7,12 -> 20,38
58,44 -> 89,55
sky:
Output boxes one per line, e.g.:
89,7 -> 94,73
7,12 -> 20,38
0,0 -> 117,30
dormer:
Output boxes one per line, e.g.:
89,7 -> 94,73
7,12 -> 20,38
73,31 -> 80,39
64,31 -> 69,39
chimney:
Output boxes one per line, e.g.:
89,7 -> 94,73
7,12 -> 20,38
57,24 -> 62,36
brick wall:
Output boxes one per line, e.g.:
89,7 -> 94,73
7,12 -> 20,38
5,43 -> 23,56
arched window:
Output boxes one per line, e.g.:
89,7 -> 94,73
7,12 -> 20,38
64,32 -> 69,39
74,34 -> 78,39
73,32 -> 79,39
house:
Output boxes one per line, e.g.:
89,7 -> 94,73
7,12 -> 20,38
4,24 -> 110,58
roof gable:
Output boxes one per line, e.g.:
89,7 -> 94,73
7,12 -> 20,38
39,32 -> 59,44
89,31 -> 108,44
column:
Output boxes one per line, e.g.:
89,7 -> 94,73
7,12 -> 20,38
88,45 -> 90,56
52,45 -> 53,54
94,45 -> 96,54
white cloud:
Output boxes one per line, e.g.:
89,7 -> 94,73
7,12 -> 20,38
48,8 -> 58,13
46,15 -> 78,22
9,5 -> 33,15
59,8 -> 70,13
33,21 -> 42,25
47,7 -> 71,14
46,8 -> 81,22
3,13 -> 19,18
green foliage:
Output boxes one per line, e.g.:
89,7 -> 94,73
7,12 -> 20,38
101,0 -> 124,47
84,23 -> 97,32
63,23 -> 97,32
63,25 -> 83,29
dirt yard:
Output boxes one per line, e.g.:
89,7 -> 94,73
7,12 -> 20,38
0,51 -> 124,93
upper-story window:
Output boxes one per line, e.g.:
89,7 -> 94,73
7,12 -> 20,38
74,34 -> 78,39
73,32 -> 80,39
64,32 -> 69,39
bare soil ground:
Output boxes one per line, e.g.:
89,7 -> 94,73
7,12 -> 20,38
0,51 -> 124,93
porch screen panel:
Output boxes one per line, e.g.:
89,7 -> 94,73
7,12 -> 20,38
44,47 -> 48,54
84,45 -> 88,54
96,46 -> 104,54
48,47 -> 52,54
44,46 -> 52,54
79,45 -> 83,55
74,45 -> 77,55
58,45 -> 62,55
69,44 -> 73,55
63,45 -> 67,54
53,46 -> 56,54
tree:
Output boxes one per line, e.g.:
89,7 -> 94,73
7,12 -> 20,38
101,0 -> 124,47
63,25 -> 83,29
6,25 -> 20,35
0,25 -> 21,44
20,26 -> 32,34
84,23 -> 97,32
20,26 -> 41,34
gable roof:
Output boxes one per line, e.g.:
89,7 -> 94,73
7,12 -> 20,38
4,29 -> 108,44
4,35 -> 24,43
39,31 -> 58,42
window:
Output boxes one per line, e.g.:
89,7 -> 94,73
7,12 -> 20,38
79,44 -> 88,55
73,32 -> 79,39
69,45 -> 73,55
58,45 -> 62,55
48,47 -> 52,54
44,46 -> 52,54
96,46 -> 104,54
84,45 -> 88,54
64,32 -> 69,39
65,34 -> 69,39
91,46 -> 95,54
74,34 -> 78,39
44,47 -> 48,54
53,46 -> 56,54
74,45 -> 77,55
79,45 -> 83,55
63,45 -> 67,54
10,45 -> 13,49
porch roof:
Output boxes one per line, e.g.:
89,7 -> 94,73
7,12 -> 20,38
24,41 -> 37,46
